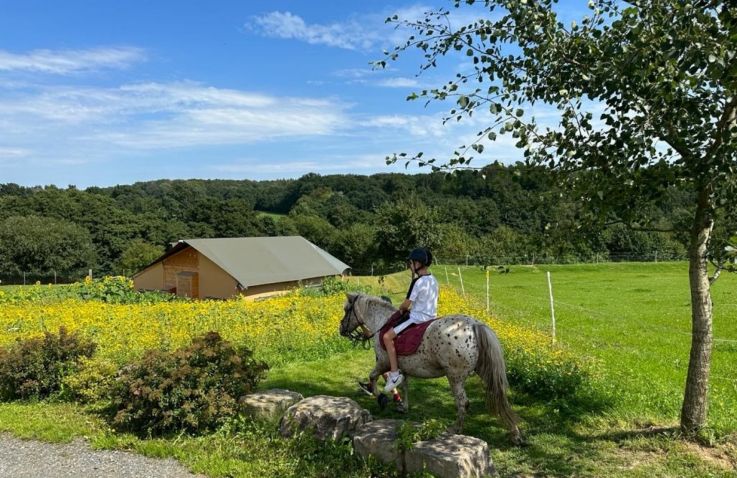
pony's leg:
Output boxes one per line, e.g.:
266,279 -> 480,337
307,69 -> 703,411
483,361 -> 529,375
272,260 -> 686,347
447,375 -> 469,433
396,376 -> 409,413
368,365 -> 384,396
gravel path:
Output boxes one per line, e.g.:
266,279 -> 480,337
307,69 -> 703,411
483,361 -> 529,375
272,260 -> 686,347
0,435 -> 204,478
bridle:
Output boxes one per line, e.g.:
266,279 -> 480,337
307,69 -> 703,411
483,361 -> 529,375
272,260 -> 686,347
341,297 -> 375,348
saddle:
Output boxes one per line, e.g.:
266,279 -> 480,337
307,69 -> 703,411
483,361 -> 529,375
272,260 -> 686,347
379,310 -> 435,356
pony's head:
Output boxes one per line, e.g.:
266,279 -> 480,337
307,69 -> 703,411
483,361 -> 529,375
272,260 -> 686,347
339,293 -> 365,343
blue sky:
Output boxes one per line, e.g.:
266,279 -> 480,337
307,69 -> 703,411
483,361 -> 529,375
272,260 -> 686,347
0,1 -> 583,187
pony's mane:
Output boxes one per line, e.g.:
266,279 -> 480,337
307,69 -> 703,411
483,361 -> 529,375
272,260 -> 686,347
360,294 -> 397,312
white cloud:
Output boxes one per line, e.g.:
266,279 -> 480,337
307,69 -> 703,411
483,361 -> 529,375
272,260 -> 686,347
0,147 -> 29,158
0,81 -> 349,150
213,153 -> 391,176
332,67 -> 420,88
361,114 -> 451,138
248,6 -> 492,52
334,68 -> 380,80
0,47 -> 146,74
376,77 -> 419,88
248,11 -> 382,50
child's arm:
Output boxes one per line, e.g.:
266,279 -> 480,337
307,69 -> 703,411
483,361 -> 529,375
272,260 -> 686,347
399,298 -> 412,312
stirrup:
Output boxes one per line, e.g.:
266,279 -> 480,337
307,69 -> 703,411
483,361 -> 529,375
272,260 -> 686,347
357,381 -> 374,396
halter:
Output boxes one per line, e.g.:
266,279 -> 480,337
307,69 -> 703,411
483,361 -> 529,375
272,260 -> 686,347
341,298 -> 375,348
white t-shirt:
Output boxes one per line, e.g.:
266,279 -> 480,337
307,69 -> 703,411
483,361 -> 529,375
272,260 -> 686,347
407,274 -> 439,324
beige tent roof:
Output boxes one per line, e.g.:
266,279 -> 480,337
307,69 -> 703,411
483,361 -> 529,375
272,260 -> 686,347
142,236 -> 350,288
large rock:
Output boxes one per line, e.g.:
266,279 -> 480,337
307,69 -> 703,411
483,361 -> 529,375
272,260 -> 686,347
405,433 -> 494,478
279,395 -> 371,441
241,389 -> 304,420
353,419 -> 405,468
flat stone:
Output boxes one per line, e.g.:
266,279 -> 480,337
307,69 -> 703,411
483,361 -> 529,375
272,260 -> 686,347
241,389 -> 303,420
405,433 -> 494,478
279,395 -> 371,441
353,419 -> 406,468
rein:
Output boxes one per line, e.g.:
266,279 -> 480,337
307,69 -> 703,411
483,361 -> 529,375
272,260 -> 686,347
343,299 -> 376,349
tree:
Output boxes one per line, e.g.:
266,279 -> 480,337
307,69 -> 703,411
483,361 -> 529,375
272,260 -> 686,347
0,215 -> 96,280
373,196 -> 444,266
477,225 -> 532,264
331,223 -> 378,272
116,239 -> 164,276
435,223 -> 475,262
383,1 -> 737,433
289,213 -> 337,251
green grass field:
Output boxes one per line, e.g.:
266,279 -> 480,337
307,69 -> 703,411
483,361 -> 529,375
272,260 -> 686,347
430,262 -> 737,433
255,211 -> 287,221
0,262 -> 735,476
338,262 -> 737,476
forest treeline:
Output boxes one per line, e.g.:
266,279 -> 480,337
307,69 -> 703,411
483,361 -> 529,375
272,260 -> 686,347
0,162 -> 693,282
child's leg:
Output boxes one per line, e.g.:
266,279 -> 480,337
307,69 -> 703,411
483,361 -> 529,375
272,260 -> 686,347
382,328 -> 404,393
382,328 -> 399,372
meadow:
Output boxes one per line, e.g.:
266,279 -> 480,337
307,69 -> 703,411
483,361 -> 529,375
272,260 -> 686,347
0,263 -> 735,477
348,262 -> 737,475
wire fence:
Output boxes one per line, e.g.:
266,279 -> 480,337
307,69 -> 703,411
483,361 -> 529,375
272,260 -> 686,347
427,264 -> 737,385
433,252 -> 688,267
0,271 -> 90,286
348,252 -> 689,276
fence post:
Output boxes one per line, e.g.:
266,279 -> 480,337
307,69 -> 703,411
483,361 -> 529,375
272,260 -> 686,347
485,268 -> 490,312
23,271 -> 26,286
457,266 -> 465,297
444,266 -> 450,285
547,271 -> 556,344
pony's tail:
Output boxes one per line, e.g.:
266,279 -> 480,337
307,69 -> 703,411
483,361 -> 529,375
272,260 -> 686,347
473,323 -> 520,437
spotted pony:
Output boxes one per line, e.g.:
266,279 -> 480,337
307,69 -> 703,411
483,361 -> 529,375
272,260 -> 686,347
340,293 -> 522,443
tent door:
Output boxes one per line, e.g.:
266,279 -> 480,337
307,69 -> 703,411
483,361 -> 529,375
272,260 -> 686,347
176,271 -> 199,298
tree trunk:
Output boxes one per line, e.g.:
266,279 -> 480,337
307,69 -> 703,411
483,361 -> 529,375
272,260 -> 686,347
680,190 -> 714,434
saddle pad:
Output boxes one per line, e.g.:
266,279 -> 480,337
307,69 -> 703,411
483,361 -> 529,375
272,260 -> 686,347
380,310 -> 435,356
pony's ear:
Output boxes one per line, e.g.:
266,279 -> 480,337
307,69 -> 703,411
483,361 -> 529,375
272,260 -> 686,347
345,292 -> 359,302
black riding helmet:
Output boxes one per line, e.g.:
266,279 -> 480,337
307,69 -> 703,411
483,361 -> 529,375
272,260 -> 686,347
407,247 -> 433,267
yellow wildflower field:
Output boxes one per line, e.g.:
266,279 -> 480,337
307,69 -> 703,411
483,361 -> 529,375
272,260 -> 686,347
0,283 -> 591,399
0,292 -> 347,366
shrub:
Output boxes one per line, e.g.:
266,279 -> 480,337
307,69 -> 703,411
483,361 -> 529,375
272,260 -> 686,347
108,331 -> 268,436
0,276 -> 177,305
439,288 -> 600,403
299,276 -> 372,297
0,327 -> 96,400
61,356 -> 118,403
71,276 -> 177,304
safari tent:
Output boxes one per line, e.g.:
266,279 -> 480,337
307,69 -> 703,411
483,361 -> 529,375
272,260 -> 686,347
132,236 -> 350,299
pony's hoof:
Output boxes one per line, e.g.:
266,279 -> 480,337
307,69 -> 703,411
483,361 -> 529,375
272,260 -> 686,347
395,401 -> 408,413
377,393 -> 389,410
511,433 -> 528,447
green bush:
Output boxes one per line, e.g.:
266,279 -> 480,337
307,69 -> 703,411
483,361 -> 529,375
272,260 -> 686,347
0,276 -> 178,305
0,327 -> 96,400
108,332 -> 268,436
300,276 -> 372,297
71,276 -> 177,304
61,356 -> 118,403
505,345 -> 609,414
